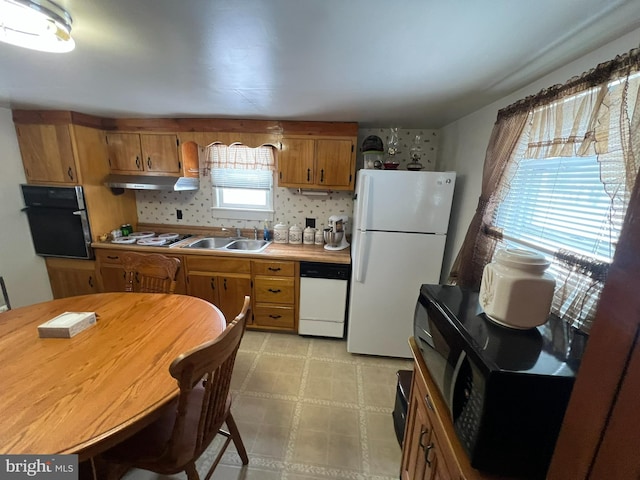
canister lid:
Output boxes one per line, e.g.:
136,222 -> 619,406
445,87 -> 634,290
495,248 -> 550,270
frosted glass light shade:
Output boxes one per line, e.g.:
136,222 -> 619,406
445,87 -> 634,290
0,0 -> 75,53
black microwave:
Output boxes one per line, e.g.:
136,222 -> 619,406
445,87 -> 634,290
414,284 -> 588,478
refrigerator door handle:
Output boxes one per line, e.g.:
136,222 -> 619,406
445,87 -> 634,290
355,230 -> 367,282
359,174 -> 372,231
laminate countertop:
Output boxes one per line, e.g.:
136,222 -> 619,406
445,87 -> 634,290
92,237 -> 351,265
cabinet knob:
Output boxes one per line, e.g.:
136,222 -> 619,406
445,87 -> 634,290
210,278 -> 215,290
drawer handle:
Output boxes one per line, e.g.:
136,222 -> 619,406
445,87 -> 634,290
418,428 -> 429,450
425,394 -> 435,411
268,267 -> 281,272
147,157 -> 152,169
107,255 -> 119,260
424,442 -> 435,466
268,288 -> 281,293
269,314 -> 282,319
135,156 -> 141,169
88,276 -> 93,288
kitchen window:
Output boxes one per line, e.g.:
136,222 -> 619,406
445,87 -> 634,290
449,47 -> 640,332
205,143 -> 276,221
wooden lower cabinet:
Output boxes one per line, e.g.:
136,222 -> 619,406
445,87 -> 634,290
401,366 -> 455,480
95,250 -> 187,294
185,256 -> 252,323
45,258 -> 98,298
92,250 -> 299,332
251,259 -> 297,331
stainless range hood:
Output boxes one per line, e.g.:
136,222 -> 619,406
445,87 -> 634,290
104,174 -> 199,191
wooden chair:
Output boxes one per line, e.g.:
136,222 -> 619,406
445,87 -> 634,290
121,252 -> 181,294
101,296 -> 251,480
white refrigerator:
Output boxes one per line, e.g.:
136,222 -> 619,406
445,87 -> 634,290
346,169 -> 456,358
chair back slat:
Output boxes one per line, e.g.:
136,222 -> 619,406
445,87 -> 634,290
121,252 -> 181,294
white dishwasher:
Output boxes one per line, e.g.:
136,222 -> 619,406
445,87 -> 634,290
299,262 -> 350,338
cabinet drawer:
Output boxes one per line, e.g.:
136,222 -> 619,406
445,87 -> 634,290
252,260 -> 295,277
95,251 -> 125,264
253,305 -> 295,328
186,256 -> 251,274
254,277 -> 295,304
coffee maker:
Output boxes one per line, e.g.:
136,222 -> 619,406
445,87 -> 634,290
324,215 -> 350,250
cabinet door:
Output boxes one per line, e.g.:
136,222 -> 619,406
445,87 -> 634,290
16,124 -> 78,184
401,386 -> 430,480
216,275 -> 252,323
315,139 -> 354,188
187,273 -> 219,305
106,133 -> 143,173
278,138 -> 315,186
98,264 -> 126,292
46,259 -> 98,298
140,134 -> 180,174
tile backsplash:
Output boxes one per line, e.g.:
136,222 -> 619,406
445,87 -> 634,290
136,127 -> 439,230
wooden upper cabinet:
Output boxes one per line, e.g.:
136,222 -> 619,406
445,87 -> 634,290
106,132 -> 180,175
278,138 -> 315,186
278,136 -> 356,190
15,123 -> 78,184
316,139 -> 355,188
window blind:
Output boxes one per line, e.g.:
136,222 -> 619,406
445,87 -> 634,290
211,168 -> 273,189
494,155 -> 620,263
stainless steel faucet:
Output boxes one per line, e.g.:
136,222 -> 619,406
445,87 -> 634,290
254,227 -> 258,240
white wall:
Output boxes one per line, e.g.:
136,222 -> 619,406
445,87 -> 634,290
439,27 -> 640,279
0,107 -> 52,307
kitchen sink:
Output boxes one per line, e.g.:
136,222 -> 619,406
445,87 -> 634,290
183,237 -> 271,252
224,239 -> 271,252
184,237 -> 234,249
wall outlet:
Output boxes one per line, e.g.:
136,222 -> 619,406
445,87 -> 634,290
176,209 -> 183,220
305,217 -> 316,228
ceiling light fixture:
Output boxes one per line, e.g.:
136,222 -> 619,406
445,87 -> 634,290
0,0 -> 74,53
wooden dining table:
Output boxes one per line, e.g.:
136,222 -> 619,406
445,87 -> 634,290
0,292 -> 227,460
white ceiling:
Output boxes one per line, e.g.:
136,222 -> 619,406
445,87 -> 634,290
1,0 -> 639,128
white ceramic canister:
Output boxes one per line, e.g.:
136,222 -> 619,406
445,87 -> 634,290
315,226 -> 325,245
479,248 -> 556,329
289,224 -> 302,244
303,226 -> 315,244
273,223 -> 288,244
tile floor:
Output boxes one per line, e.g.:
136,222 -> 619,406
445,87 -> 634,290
123,330 -> 413,480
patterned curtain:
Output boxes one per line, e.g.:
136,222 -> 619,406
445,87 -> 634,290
448,46 -> 640,332
203,142 -> 276,175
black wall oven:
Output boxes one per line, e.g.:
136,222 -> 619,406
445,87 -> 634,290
21,185 -> 93,259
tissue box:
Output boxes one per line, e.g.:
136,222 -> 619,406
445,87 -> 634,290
38,311 -> 97,338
